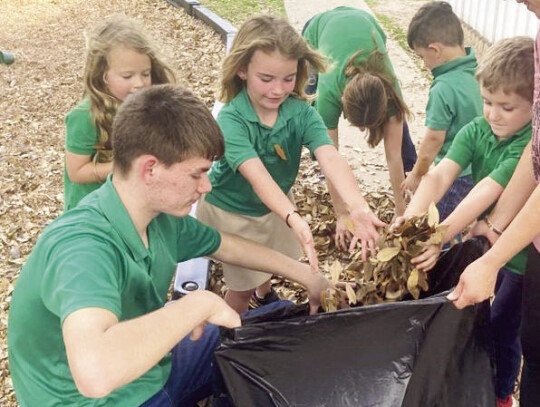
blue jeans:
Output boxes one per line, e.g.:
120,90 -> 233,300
401,122 -> 417,174
492,268 -> 523,399
436,175 -> 474,222
140,300 -> 294,406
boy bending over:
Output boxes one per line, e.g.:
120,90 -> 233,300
400,37 -> 533,407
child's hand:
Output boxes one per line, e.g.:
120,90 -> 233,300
304,272 -> 332,315
389,215 -> 408,232
401,172 -> 421,194
411,244 -> 440,271
464,219 -> 499,246
334,216 -> 353,251
288,213 -> 319,273
348,209 -> 386,261
447,256 -> 497,309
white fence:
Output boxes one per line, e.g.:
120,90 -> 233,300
444,0 -> 539,43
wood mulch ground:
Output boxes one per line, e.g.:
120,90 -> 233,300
0,0 -> 224,404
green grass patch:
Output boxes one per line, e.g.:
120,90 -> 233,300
198,0 -> 285,26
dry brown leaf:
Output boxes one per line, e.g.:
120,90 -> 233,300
345,283 -> 357,305
329,261 -> 342,284
427,201 -> 439,227
376,246 -> 401,262
407,268 -> 420,300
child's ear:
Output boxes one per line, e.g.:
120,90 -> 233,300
428,43 -> 443,57
237,70 -> 247,81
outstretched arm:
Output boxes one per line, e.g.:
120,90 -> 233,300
238,158 -> 318,272
448,183 -> 540,308
323,127 -> 370,251
442,177 -> 504,242
383,116 -> 407,216
401,128 -> 446,194
212,232 -> 331,314
315,145 -> 386,259
410,177 -> 503,271
404,158 -> 462,217
468,142 -> 535,244
448,141 -> 538,308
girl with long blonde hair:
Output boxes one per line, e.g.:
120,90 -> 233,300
63,15 -> 175,210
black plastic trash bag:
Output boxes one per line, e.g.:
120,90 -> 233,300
214,238 -> 495,407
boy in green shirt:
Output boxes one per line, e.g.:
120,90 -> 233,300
8,85 -> 331,407
402,1 -> 483,221
398,37 -> 534,407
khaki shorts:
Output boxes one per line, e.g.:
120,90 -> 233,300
196,197 -> 302,291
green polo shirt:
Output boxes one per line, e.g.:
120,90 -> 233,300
446,116 -> 532,274
8,177 -> 221,407
205,88 -> 332,216
64,99 -> 104,211
426,48 -> 483,177
302,6 -> 400,130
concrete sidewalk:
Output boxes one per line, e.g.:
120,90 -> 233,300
284,0 -> 429,190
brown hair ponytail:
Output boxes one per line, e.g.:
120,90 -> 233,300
342,49 -> 410,147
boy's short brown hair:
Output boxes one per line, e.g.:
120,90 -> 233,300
407,1 -> 463,49
476,36 -> 534,102
112,84 -> 225,175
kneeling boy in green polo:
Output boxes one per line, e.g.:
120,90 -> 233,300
8,85 -> 331,407
399,37 -> 533,406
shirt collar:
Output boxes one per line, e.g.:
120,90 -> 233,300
98,175 -> 149,262
432,47 -> 477,78
230,87 -> 302,133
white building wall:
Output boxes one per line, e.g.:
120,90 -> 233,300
444,0 -> 538,43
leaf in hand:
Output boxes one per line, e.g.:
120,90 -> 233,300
427,201 -> 439,227
376,246 -> 401,262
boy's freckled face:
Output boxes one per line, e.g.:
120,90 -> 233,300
150,157 -> 213,217
481,87 -> 532,139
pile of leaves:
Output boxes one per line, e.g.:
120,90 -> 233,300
208,154 -> 400,305
319,202 -> 446,312
249,155 -> 447,312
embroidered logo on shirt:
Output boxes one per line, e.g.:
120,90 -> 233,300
274,144 -> 287,160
